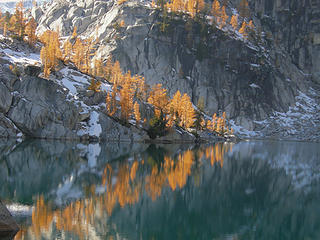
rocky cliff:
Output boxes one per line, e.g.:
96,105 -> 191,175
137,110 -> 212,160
31,0 -> 320,141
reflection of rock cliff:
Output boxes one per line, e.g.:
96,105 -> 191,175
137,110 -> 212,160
32,0 -> 320,140
0,139 -> 147,204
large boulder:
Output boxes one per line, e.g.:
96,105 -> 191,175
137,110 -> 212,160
0,200 -> 19,237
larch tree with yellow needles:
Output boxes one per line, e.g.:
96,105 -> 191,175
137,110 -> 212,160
134,102 -> 141,124
119,81 -> 134,122
230,15 -> 238,30
148,84 -> 170,117
25,17 -> 37,46
40,30 -> 62,78
239,21 -> 248,38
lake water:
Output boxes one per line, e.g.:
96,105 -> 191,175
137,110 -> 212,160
1,139 -> 320,240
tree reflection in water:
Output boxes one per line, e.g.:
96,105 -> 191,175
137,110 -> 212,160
5,141 -> 320,240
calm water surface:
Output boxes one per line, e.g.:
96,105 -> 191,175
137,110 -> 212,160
1,139 -> 320,240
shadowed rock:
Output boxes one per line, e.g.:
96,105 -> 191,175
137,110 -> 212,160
0,200 -> 19,238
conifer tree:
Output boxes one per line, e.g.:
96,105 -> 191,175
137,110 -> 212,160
106,83 -> 118,116
104,55 -> 113,81
82,37 -> 95,74
238,0 -> 250,19
230,15 -> 238,30
170,90 -> 182,123
180,93 -> 195,128
25,17 -> 37,46
3,22 -> 7,37
220,6 -> 228,28
111,61 -> 123,85
72,38 -> 85,70
148,84 -> 169,117
134,102 -> 141,124
171,0 -> 184,12
222,112 -> 226,133
119,81 -> 134,122
62,39 -> 73,62
88,78 -> 101,92
40,30 -> 62,78
71,26 -> 77,40
187,0 -> 196,17
211,0 -> 221,19
93,58 -> 104,78
239,21 -> 247,38
212,113 -> 217,131
12,0 -> 25,38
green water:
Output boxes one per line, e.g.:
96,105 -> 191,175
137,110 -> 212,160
1,139 -> 320,240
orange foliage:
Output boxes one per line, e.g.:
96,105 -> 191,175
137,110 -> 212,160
25,17 -> 37,45
40,30 -> 62,78
148,84 -> 169,117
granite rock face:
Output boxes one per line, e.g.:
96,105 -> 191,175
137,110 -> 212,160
33,0 -> 320,141
0,40 -> 150,142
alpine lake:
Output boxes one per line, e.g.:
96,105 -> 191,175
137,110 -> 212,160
1,139 -> 320,240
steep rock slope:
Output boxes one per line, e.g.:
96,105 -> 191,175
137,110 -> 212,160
0,37 -> 148,141
34,0 -> 320,141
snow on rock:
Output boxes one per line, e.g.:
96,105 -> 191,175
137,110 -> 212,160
1,48 -> 41,65
249,83 -> 260,89
230,120 -> 257,138
254,87 -> 320,141
6,203 -> 34,217
77,111 -> 102,138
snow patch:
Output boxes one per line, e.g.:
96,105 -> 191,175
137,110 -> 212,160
77,111 -> 102,138
249,83 -> 260,89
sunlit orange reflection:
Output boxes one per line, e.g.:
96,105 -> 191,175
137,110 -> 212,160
14,143 -> 233,239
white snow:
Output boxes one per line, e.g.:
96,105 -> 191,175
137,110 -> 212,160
6,203 -> 34,217
100,82 -> 112,92
77,111 -> 102,138
2,48 -> 41,65
249,83 -> 260,89
230,120 -> 257,137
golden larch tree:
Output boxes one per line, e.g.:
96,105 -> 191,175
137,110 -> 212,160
230,15 -> 238,30
220,6 -> 228,28
180,93 -> 195,128
15,1 -> 25,36
239,21 -> 247,38
212,113 -> 217,131
25,17 -> 37,46
106,83 -> 119,116
170,90 -> 182,123
72,38 -> 85,70
119,81 -> 134,121
40,30 -> 62,78
148,84 -> 169,117
62,39 -> 73,62
71,26 -> 77,39
211,0 -> 221,19
134,102 -> 141,124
